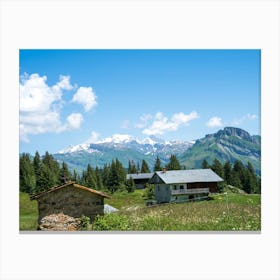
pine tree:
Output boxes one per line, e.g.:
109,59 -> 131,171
102,164 -> 110,188
223,160 -> 232,185
126,176 -> 135,193
128,160 -> 137,174
33,151 -> 41,192
230,171 -> 242,189
166,154 -> 181,170
211,158 -> 224,178
141,159 -> 151,173
107,159 -> 126,193
85,164 -> 97,189
59,161 -> 71,183
136,162 -> 140,173
95,166 -> 104,190
80,170 -> 87,185
233,160 -> 246,188
42,151 -> 60,186
115,159 -> 126,185
243,169 -> 252,194
33,151 -> 41,177
256,177 -> 261,194
108,160 -> 117,191
154,156 -> 162,171
72,170 -> 78,182
20,153 -> 36,193
246,162 -> 258,193
201,159 -> 210,169
108,160 -> 120,193
36,163 -> 56,192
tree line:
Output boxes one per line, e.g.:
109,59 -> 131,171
20,151 -> 260,195
201,158 -> 261,194
20,151 -> 183,194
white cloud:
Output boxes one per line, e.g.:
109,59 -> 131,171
172,111 -> 199,125
65,113 -> 83,130
56,75 -> 73,90
20,73 -> 83,141
141,111 -> 199,135
246,113 -> 258,120
85,131 -> 100,144
135,113 -> 153,128
232,113 -> 258,126
20,73 -> 62,113
72,87 -> 97,112
206,116 -> 223,128
20,111 -> 63,135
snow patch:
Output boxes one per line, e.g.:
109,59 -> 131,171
98,134 -> 135,144
58,143 -> 90,154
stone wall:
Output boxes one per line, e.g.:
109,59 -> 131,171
37,185 -> 104,222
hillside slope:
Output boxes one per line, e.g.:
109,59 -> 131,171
53,127 -> 261,174
179,127 -> 261,174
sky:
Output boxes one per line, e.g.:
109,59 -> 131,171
19,49 -> 261,154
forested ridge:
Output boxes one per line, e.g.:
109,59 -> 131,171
20,151 -> 261,195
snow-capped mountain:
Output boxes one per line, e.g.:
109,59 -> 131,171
58,144 -> 90,154
54,128 -> 261,175
58,134 -> 193,155
54,134 -> 194,172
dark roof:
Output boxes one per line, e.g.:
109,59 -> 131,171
152,169 -> 223,184
30,181 -> 111,200
126,173 -> 154,180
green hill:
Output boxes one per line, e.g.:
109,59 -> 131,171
179,127 -> 261,174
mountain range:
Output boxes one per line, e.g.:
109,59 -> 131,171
179,127 -> 261,174
53,127 -> 261,175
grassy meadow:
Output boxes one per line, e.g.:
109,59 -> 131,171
20,189 -> 261,231
20,192 -> 38,230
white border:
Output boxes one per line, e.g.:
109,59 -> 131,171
1,1 -> 279,280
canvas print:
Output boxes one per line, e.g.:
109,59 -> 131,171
19,50 -> 261,231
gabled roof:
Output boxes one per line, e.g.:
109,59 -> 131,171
30,181 -> 111,200
126,173 -> 154,180
152,169 -> 223,184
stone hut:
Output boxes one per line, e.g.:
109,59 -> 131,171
30,182 -> 111,223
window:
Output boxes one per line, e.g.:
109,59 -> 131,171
180,185 -> 184,190
173,185 -> 177,190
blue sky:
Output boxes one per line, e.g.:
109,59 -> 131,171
19,49 -> 260,154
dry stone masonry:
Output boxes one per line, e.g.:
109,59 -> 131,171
39,213 -> 81,231
30,182 -> 111,225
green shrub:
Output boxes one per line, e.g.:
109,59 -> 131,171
117,184 -> 127,193
93,214 -> 130,230
126,176 -> 136,193
142,184 -> 155,200
80,215 -> 91,230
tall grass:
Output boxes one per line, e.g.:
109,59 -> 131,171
19,192 -> 38,231
94,193 -> 261,231
20,189 -> 261,231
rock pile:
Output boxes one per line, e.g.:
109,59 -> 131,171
39,213 -> 81,231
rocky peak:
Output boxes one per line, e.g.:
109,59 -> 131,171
213,127 -> 252,141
